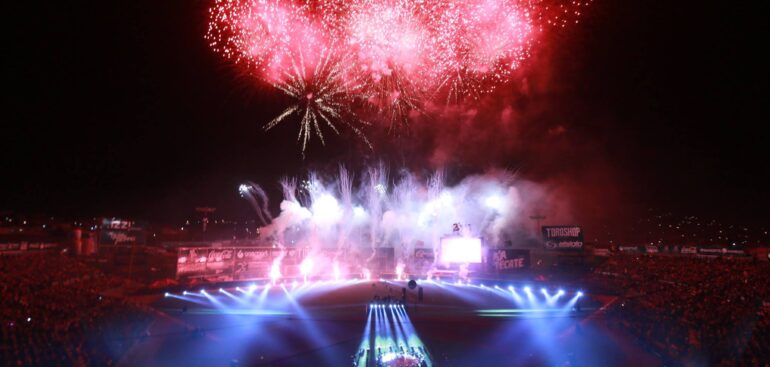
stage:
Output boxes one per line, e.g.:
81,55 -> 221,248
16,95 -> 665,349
118,280 -> 662,367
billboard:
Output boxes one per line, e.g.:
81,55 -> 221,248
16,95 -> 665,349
176,247 -> 235,282
439,237 -> 482,263
232,248 -> 273,280
542,226 -> 584,250
177,247 -> 308,282
411,248 -> 435,274
98,218 -> 146,246
488,249 -> 529,272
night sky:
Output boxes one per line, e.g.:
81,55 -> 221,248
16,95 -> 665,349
3,1 -> 768,229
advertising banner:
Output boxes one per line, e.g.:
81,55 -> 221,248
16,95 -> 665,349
681,246 -> 698,254
176,247 -> 235,282
697,247 -> 748,256
412,248 -> 435,274
98,218 -> 146,246
619,246 -> 640,253
542,226 -> 584,250
232,248 -> 272,280
488,249 -> 530,272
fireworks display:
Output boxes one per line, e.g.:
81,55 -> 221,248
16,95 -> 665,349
239,165 -> 564,274
206,0 -> 591,150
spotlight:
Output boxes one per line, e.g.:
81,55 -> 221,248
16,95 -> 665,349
164,292 -> 169,297
480,284 -> 485,288
219,288 -> 223,292
557,289 -> 565,295
524,286 -> 531,293
577,291 -> 583,297
200,289 -> 206,294
508,286 -> 513,291
183,291 -> 188,295
236,286 -> 241,291
494,285 -> 500,289
250,283 -> 257,290
541,287 -> 547,294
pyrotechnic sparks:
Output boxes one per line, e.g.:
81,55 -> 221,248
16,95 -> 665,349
263,50 -> 372,152
206,0 -> 592,148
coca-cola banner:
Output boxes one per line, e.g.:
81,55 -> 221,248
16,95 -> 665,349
488,249 -> 530,273
176,247 -> 235,282
177,247 -> 311,282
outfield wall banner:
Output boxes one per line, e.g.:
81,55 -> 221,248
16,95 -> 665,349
542,226 -> 584,250
488,249 -> 530,272
697,247 -> 748,256
681,246 -> 698,254
176,247 -> 235,282
619,246 -> 640,253
232,248 -> 273,280
411,249 -> 435,274
645,245 -> 659,254
0,242 -> 59,253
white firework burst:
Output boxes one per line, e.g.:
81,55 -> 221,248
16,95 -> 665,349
264,49 -> 372,154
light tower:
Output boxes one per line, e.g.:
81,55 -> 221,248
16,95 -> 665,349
196,207 -> 216,233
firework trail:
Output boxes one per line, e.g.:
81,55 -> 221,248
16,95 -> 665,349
239,181 -> 273,226
206,0 -> 592,150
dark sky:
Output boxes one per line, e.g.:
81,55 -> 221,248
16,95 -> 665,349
3,1 -> 768,227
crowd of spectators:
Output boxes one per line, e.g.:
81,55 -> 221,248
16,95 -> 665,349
594,254 -> 770,366
0,254 -> 153,367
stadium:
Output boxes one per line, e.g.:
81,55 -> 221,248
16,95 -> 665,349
3,0 -> 770,366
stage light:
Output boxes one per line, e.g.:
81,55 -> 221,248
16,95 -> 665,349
541,287 -> 547,294
164,292 -> 169,297
219,288 -> 223,292
524,286 -> 531,293
577,291 -> 583,297
508,286 -> 513,291
557,289 -> 565,295
236,286 -> 241,291
494,285 -> 500,289
250,284 -> 257,291
183,291 -> 188,295
200,289 -> 206,294
480,283 -> 485,288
